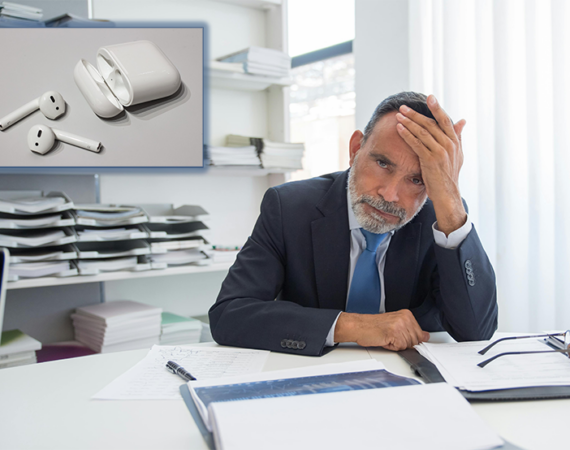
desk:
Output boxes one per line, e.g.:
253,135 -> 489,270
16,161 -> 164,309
0,336 -> 566,450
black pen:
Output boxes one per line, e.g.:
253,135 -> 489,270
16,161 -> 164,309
166,360 -> 196,381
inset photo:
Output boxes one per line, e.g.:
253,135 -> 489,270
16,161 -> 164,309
0,27 -> 203,167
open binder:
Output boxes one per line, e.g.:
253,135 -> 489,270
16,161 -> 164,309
399,348 -> 570,401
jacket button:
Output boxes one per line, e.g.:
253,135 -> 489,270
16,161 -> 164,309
291,341 -> 299,349
465,260 -> 472,269
298,341 -> 306,350
286,339 -> 293,348
280,339 -> 287,348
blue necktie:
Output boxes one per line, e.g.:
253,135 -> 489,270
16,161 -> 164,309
346,229 -> 388,314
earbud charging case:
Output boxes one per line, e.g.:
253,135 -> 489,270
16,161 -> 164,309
74,40 -> 182,118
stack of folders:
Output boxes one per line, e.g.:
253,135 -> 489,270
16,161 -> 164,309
160,312 -> 202,345
207,145 -> 261,167
142,205 -> 211,269
217,46 -> 291,78
0,192 -> 78,281
226,135 -> 304,170
73,205 -> 151,275
205,247 -> 240,264
0,329 -> 42,369
71,300 -> 162,353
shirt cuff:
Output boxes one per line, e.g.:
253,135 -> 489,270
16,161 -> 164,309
432,215 -> 472,249
325,312 -> 343,347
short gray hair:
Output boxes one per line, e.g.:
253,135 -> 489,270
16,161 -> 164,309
362,92 -> 436,145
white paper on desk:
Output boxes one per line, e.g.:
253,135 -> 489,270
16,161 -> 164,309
92,345 -> 269,400
416,339 -> 570,391
209,383 -> 503,450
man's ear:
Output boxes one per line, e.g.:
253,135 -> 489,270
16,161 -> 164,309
349,130 -> 364,166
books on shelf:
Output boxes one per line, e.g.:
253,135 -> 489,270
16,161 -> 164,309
217,46 -> 291,78
160,312 -> 202,345
226,134 -> 304,170
0,329 -> 42,369
71,300 -> 162,353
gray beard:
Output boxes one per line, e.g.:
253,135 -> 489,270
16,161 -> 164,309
347,167 -> 424,234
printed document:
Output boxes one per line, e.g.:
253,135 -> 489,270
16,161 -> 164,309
92,345 -> 269,400
416,338 -> 570,391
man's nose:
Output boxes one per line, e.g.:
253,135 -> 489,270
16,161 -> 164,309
378,178 -> 400,203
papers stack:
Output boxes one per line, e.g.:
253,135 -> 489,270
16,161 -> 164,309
142,204 -> 211,269
74,205 -> 147,227
207,145 -> 261,167
160,312 -> 202,345
0,2 -> 42,21
226,135 -> 304,170
0,192 -> 77,281
0,329 -> 42,369
205,247 -> 240,264
217,46 -> 291,78
415,339 -> 570,391
73,205 -> 151,275
71,300 -> 162,353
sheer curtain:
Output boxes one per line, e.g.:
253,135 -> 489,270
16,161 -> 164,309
408,0 -> 570,332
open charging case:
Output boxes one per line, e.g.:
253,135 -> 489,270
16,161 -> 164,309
74,40 -> 182,118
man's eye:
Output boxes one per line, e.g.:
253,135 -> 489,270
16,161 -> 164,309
377,161 -> 388,169
411,178 -> 424,185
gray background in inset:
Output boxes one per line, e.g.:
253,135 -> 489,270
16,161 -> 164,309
0,27 -> 203,167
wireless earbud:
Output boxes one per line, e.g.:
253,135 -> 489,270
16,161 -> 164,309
0,91 -> 66,130
27,125 -> 102,155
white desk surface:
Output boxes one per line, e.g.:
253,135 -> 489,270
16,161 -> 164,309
0,335 -> 567,450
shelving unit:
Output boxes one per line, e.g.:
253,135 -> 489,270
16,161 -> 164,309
7,262 -> 234,290
3,0 -> 293,344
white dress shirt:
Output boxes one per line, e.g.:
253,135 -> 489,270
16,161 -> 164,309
324,191 -> 472,346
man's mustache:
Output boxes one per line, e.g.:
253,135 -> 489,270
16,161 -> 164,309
358,195 -> 407,221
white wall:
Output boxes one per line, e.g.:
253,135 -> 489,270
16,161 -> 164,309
354,0 -> 410,130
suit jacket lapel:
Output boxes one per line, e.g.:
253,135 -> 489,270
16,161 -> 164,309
311,171 -> 350,311
384,222 -> 421,312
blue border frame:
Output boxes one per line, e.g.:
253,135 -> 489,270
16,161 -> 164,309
0,21 -> 209,173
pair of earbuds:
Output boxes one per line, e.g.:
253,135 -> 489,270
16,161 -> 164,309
0,91 -> 102,155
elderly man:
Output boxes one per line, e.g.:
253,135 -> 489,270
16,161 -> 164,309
209,91 -> 498,356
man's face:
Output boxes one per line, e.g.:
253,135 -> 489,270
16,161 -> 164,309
348,111 -> 428,234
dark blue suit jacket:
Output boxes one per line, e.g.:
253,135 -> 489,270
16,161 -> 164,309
209,170 -> 498,356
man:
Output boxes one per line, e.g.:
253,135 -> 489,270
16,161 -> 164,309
209,92 -> 498,356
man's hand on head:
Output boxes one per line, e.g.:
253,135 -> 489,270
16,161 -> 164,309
394,95 -> 467,236
333,309 -> 430,351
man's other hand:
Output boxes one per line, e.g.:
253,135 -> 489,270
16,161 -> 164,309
334,309 -> 430,351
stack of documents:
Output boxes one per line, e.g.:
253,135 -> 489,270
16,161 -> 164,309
0,329 -> 42,369
74,205 -> 147,227
415,338 -> 570,391
205,247 -> 240,264
0,191 -> 77,281
0,2 -> 42,21
208,145 -> 261,167
217,46 -> 291,78
72,205 -> 151,275
71,300 -> 162,353
160,312 -> 202,345
142,205 -> 212,269
226,135 -> 304,170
